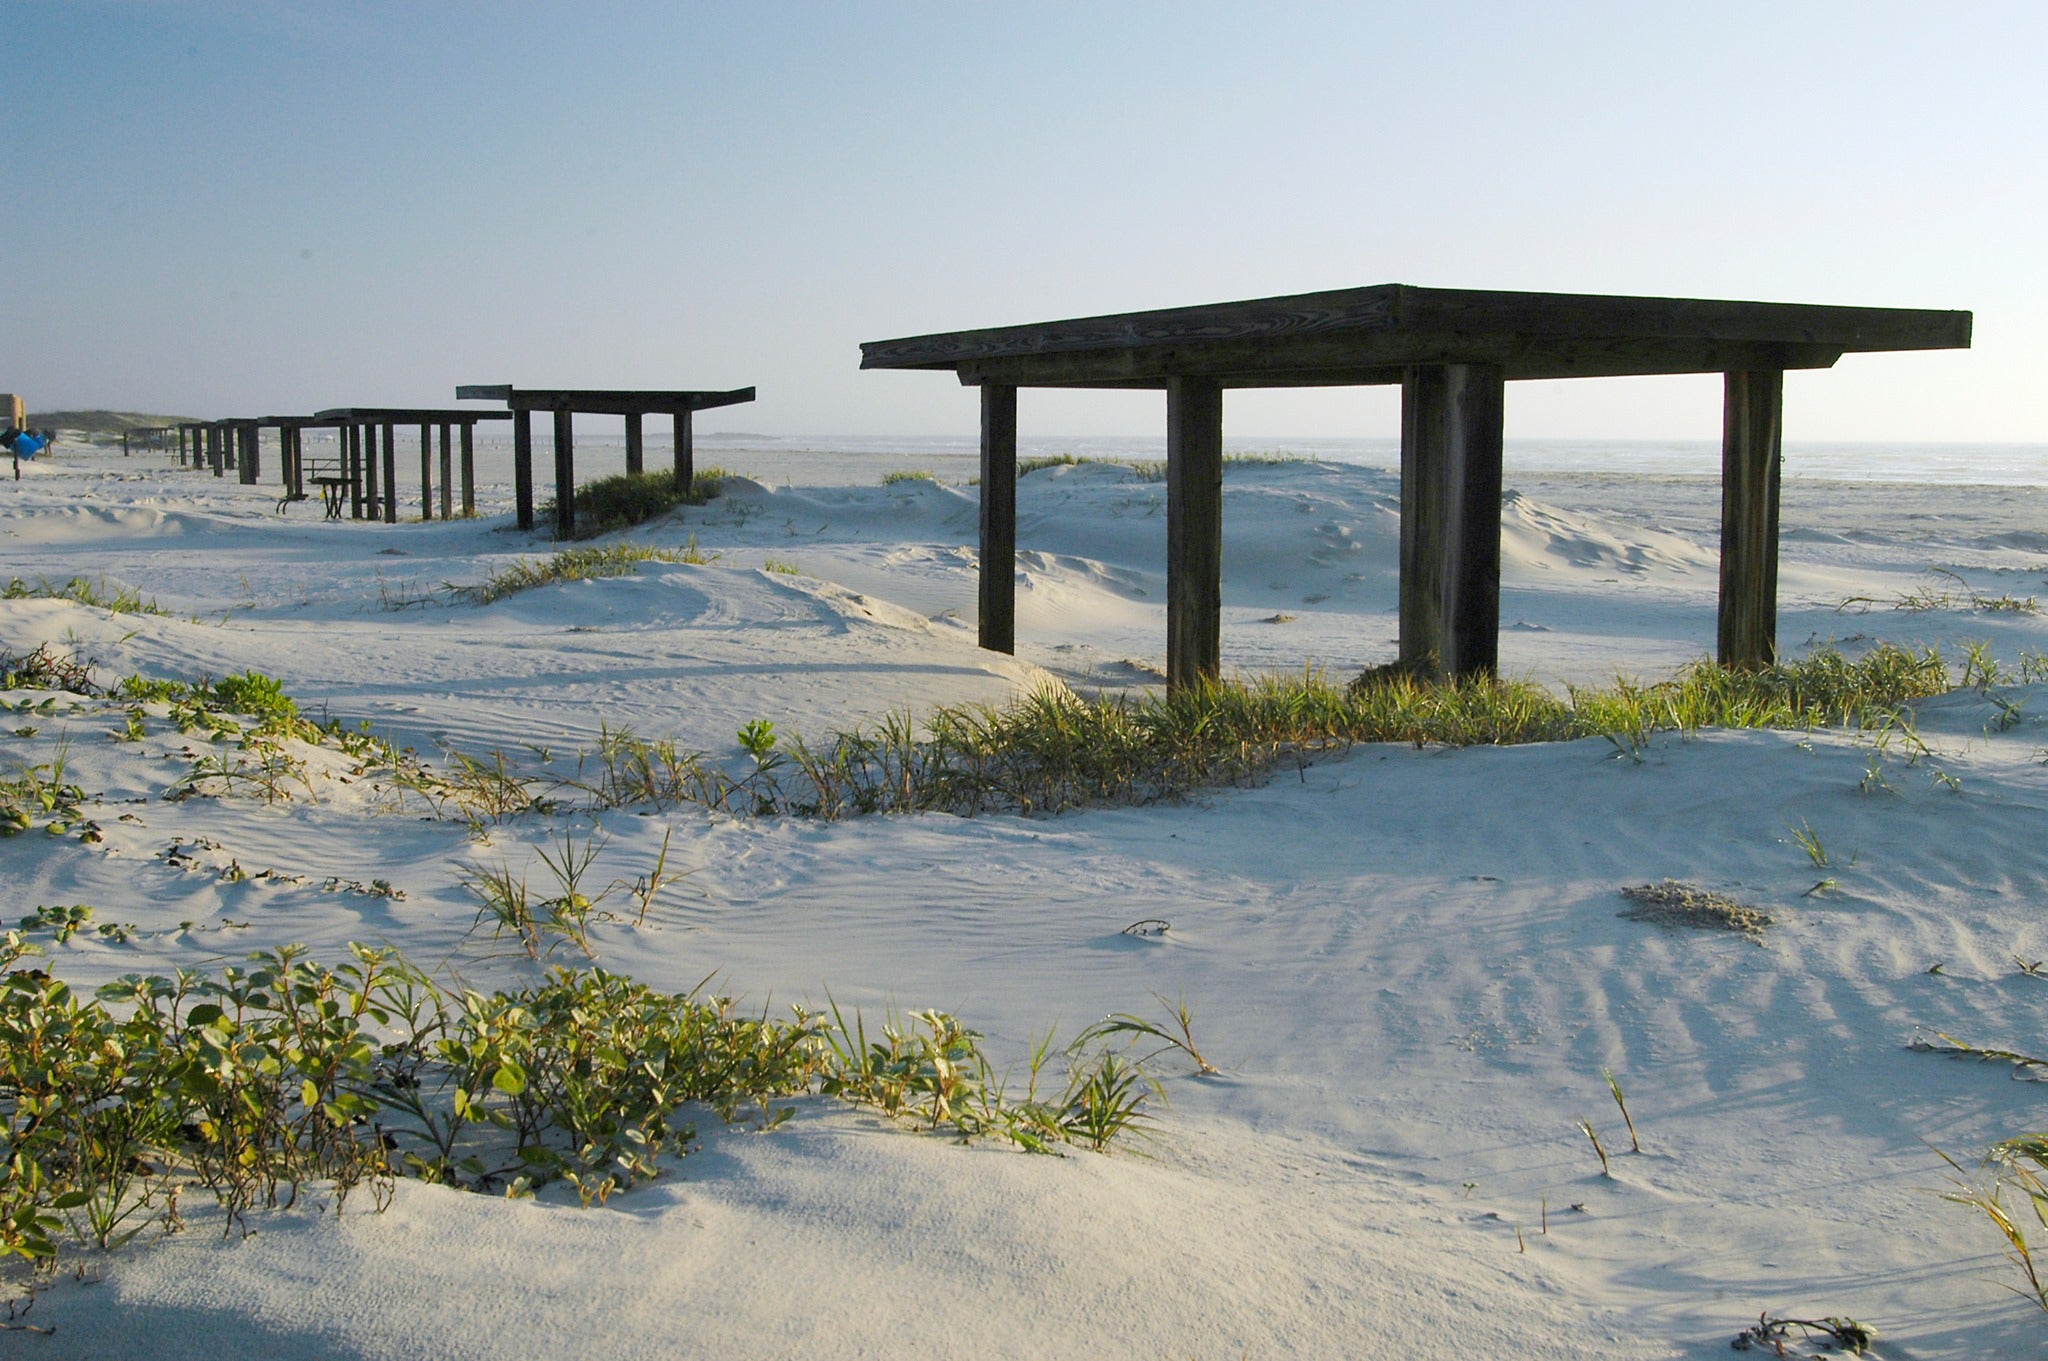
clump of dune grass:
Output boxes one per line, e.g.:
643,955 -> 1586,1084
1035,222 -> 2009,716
1914,1027 -> 2048,1318
881,469 -> 937,485
1017,453 -> 1084,476
450,542 -> 714,605
1838,566 -> 2039,617
540,468 -> 730,539
463,643 -> 1970,823
1225,449 -> 1318,466
1017,453 -> 1166,481
3,575 -> 163,615
1014,451 -> 1312,479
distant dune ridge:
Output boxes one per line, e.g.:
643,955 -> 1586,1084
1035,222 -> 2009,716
27,409 -> 199,437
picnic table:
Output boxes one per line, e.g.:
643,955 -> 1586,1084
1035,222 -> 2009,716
862,284 -> 1972,688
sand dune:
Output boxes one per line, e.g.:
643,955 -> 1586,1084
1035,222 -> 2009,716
3,447 -> 2046,1359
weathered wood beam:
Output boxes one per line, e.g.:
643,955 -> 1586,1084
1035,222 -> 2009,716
455,387 -> 756,417
624,412 -> 643,476
552,409 -> 575,540
513,410 -> 534,530
418,424 -> 433,521
1166,376 -> 1225,691
978,384 -> 1017,654
862,284 -> 1970,372
952,337 -> 1845,390
673,410 -> 693,494
380,423 -> 398,524
347,423 -> 363,519
362,423 -> 380,518
460,423 -> 475,518
1717,369 -> 1784,669
438,424 -> 453,520
1399,363 -> 1505,680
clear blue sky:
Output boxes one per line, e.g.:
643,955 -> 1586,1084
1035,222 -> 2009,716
4,1 -> 2041,441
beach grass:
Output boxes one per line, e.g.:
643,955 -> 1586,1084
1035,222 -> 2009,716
450,542 -> 714,605
396,642 -> 2011,824
540,468 -> 731,539
3,574 -> 163,615
1015,451 -> 1315,479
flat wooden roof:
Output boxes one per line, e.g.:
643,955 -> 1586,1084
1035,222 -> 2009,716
313,407 -> 513,423
453,386 -> 755,415
860,284 -> 1972,389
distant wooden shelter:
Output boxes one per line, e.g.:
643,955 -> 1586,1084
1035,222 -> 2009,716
861,284 -> 1972,687
175,422 -> 227,476
455,385 -> 756,538
311,408 -> 512,523
121,426 -> 177,457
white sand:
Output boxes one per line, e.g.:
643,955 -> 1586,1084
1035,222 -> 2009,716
3,444 -> 2047,1358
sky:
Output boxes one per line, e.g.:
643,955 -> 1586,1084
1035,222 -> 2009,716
3,1 -> 2043,443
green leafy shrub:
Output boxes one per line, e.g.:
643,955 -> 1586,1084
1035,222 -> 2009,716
1,644 -> 98,694
0,941 -> 1173,1277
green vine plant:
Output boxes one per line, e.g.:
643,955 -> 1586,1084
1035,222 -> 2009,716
0,939 -> 1183,1290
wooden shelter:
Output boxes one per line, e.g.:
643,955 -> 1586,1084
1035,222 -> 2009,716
121,426 -> 177,457
455,385 -> 756,538
311,408 -> 511,523
175,422 -> 227,476
861,284 -> 1972,688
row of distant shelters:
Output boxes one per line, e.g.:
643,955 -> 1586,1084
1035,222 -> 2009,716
163,387 -> 754,534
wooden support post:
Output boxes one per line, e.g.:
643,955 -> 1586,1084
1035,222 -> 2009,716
347,424 -> 363,519
1165,376 -> 1225,691
513,410 -> 534,530
459,422 -> 475,517
210,426 -> 224,477
418,423 -> 433,521
673,410 -> 694,494
361,423 -> 378,517
122,432 -> 130,457
1398,363 -> 1505,680
176,427 -> 186,466
438,424 -> 453,520
978,384 -> 1017,654
239,427 -> 259,484
552,409 -> 574,539
624,412 -> 643,476
381,423 -> 397,524
1717,369 -> 1784,669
